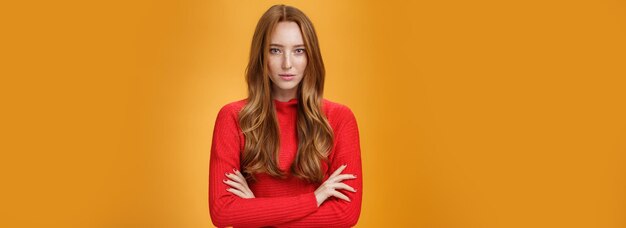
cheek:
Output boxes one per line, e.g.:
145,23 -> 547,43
267,56 -> 281,73
295,57 -> 307,71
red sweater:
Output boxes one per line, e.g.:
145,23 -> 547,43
209,98 -> 363,227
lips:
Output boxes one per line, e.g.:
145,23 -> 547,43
279,74 -> 296,81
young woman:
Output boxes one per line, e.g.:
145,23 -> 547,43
209,4 -> 362,227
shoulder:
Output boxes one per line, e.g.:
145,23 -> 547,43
322,98 -> 351,115
216,98 -> 247,120
322,98 -> 357,126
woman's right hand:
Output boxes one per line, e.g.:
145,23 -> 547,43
314,164 -> 357,207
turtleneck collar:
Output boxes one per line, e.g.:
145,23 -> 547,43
273,97 -> 298,111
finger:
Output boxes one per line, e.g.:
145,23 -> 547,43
226,188 -> 247,198
224,178 -> 254,197
329,164 -> 347,179
233,169 -> 248,187
223,179 -> 245,191
330,190 -> 350,202
330,174 -> 357,183
225,172 -> 245,184
331,182 -> 357,192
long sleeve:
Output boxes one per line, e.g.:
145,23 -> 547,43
208,103 -> 319,228
275,105 -> 363,227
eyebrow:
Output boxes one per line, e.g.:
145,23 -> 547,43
269,43 -> 305,48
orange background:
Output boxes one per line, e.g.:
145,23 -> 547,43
1,0 -> 625,227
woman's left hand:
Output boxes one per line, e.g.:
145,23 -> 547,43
224,169 -> 255,199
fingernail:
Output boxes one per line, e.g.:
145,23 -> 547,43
223,179 -> 227,182
353,175 -> 357,178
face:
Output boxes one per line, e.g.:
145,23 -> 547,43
267,21 -> 307,99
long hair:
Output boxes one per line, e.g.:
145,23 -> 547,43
238,4 -> 333,184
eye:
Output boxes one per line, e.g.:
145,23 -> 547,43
269,48 -> 281,54
294,48 -> 306,54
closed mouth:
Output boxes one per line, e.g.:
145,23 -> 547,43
279,74 -> 296,81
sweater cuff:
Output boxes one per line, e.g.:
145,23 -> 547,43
303,192 -> 319,211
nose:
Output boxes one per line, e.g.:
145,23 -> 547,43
281,52 -> 292,70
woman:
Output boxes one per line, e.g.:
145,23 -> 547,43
209,4 -> 362,227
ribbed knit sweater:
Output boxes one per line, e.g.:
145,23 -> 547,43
209,98 -> 363,227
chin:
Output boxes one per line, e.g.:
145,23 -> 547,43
276,83 -> 299,90
273,79 -> 302,89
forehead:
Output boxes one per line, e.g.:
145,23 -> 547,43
270,21 -> 304,45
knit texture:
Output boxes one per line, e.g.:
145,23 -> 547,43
209,98 -> 363,227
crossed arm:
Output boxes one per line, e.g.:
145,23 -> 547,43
209,104 -> 362,227
224,164 -> 356,205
